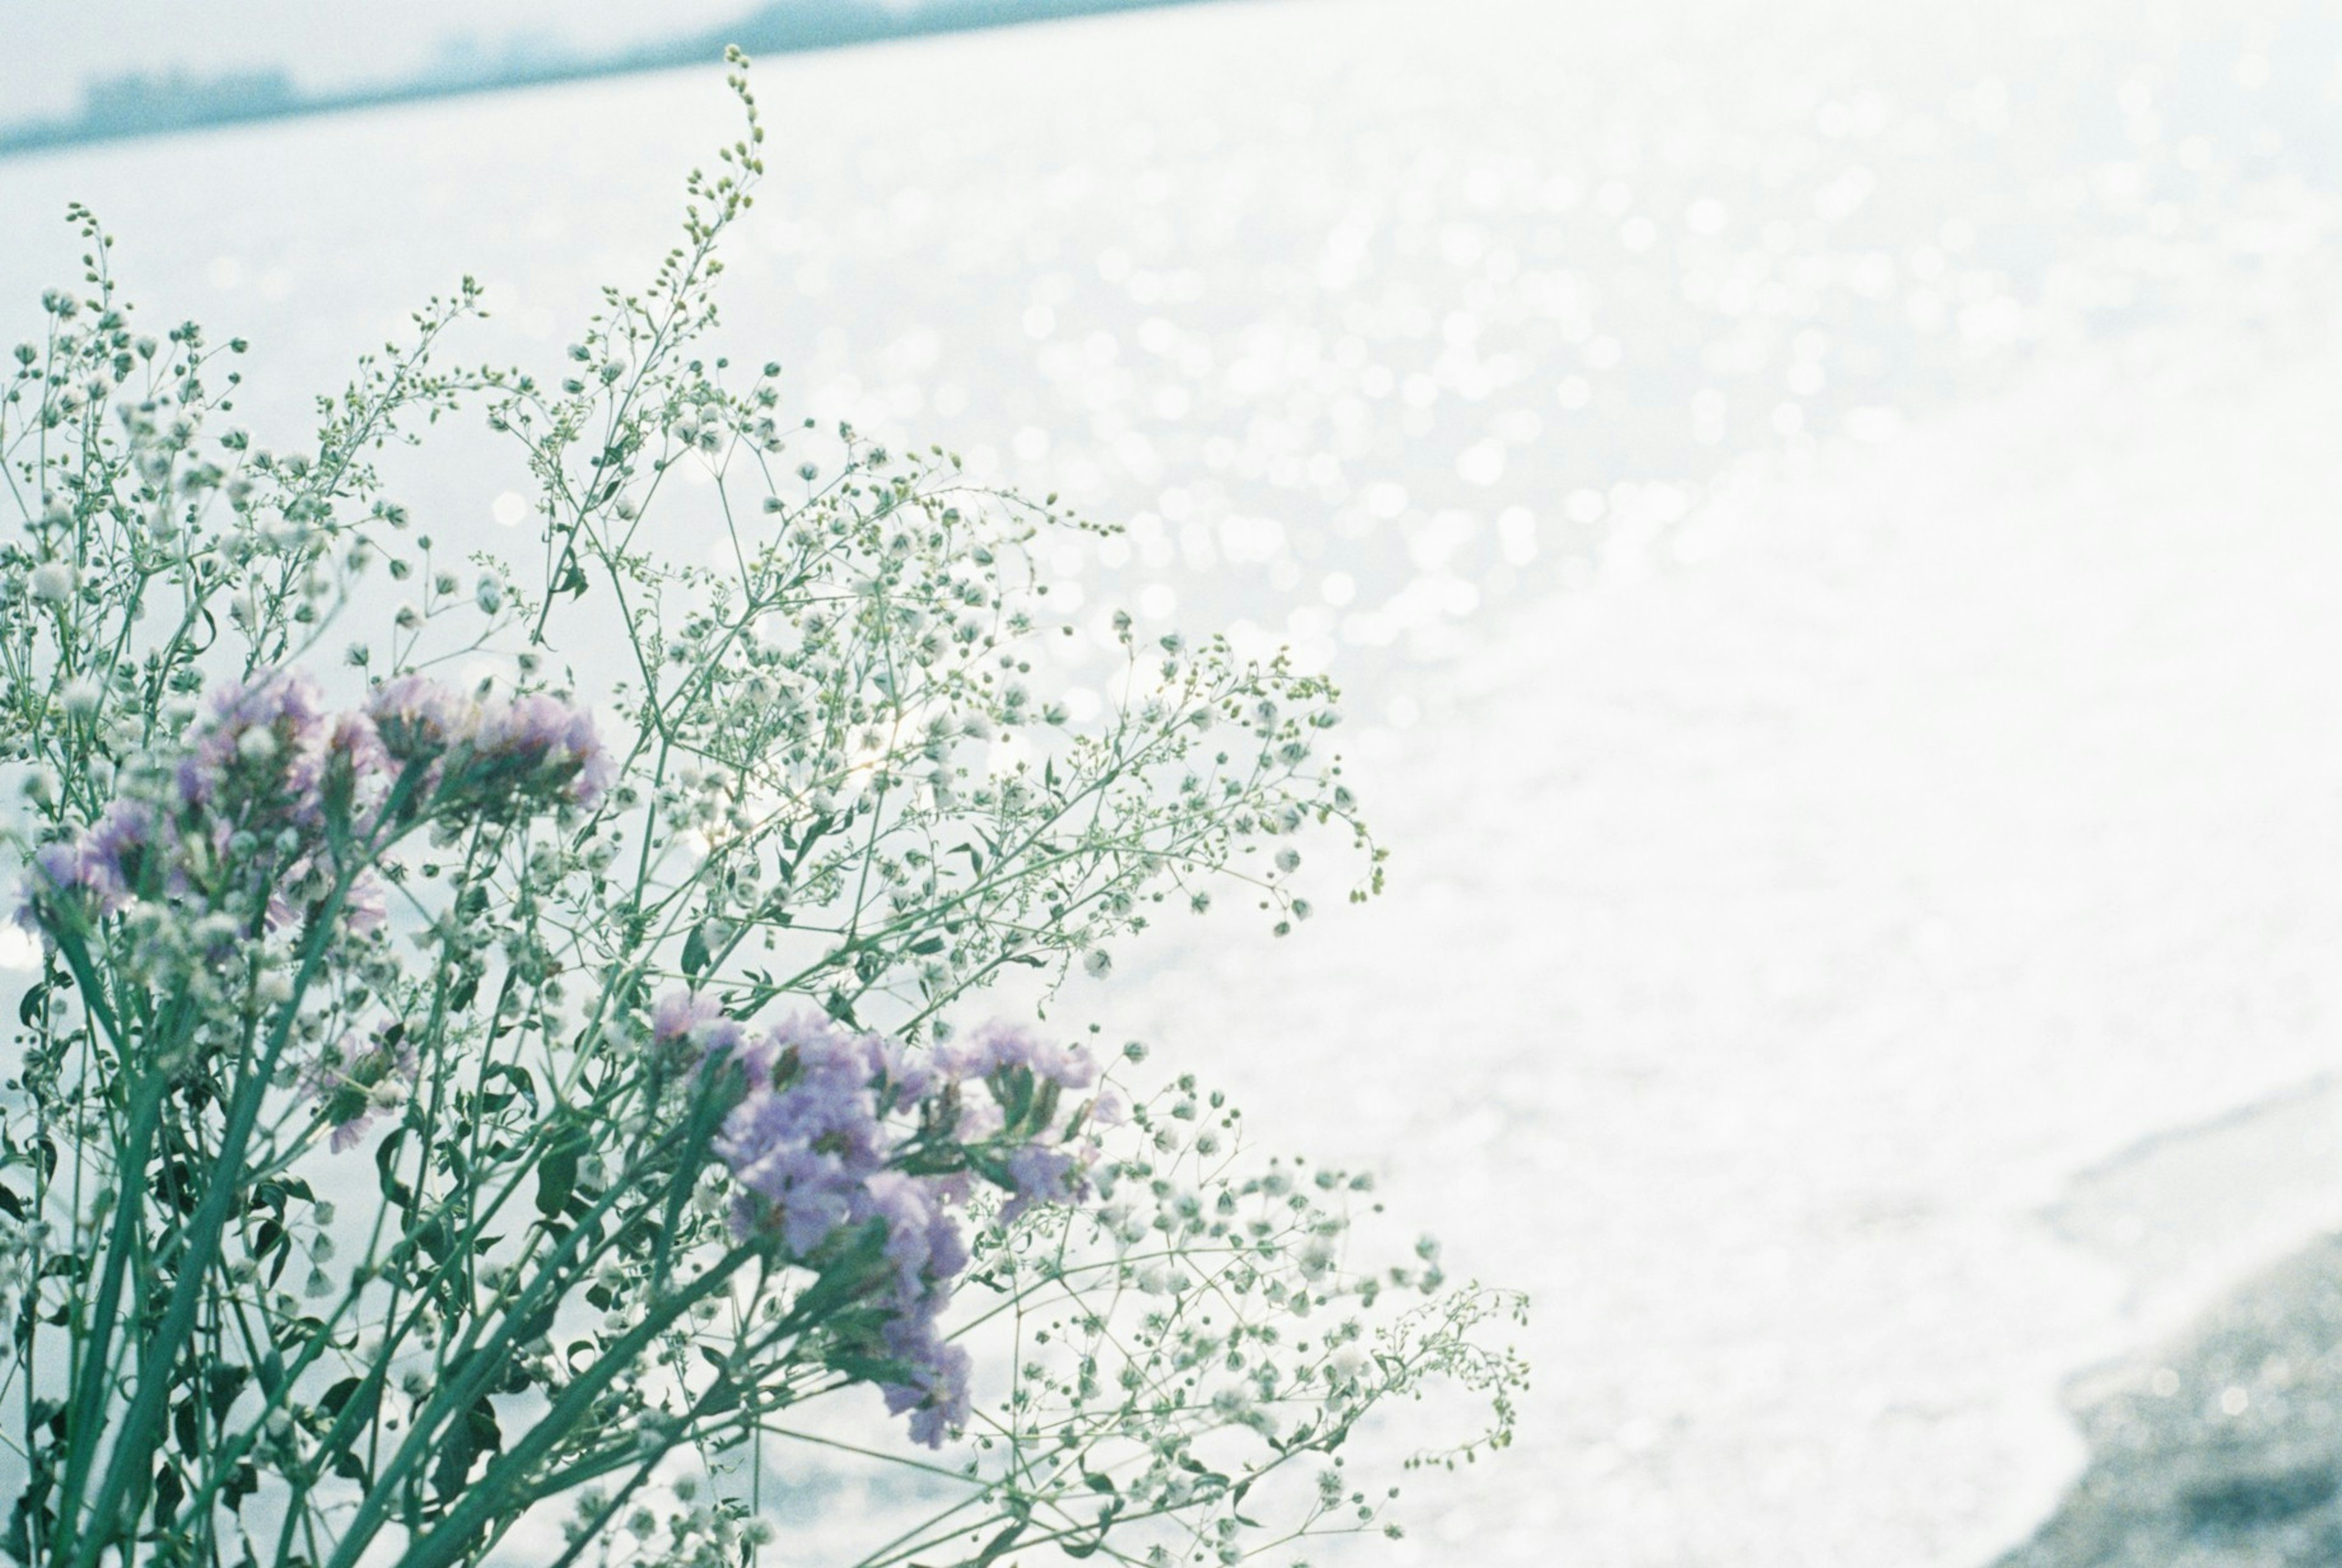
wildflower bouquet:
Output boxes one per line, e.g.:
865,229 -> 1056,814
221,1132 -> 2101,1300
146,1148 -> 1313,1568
0,59 -> 1524,1568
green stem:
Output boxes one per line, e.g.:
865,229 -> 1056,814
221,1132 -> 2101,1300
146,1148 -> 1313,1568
378,1244 -> 758,1568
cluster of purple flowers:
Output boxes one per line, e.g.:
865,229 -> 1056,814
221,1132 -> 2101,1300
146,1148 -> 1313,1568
369,676 -> 612,815
20,667 -> 610,1148
176,670 -> 340,823
24,669 -> 611,928
653,995 -> 1108,1445
29,800 -> 156,923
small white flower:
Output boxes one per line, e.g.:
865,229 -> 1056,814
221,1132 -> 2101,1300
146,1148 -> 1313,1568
1084,949 -> 1112,978
475,575 -> 504,615
237,726 -> 279,765
59,677 -> 102,718
29,561 -> 75,603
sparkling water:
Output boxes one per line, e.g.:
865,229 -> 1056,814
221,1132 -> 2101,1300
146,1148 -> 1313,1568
6,0 -> 2342,1559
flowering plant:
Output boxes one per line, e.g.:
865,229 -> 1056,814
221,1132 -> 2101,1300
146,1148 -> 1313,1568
0,57 -> 1524,1568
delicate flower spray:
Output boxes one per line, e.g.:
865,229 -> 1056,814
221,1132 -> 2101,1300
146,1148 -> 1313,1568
0,56 -> 1524,1568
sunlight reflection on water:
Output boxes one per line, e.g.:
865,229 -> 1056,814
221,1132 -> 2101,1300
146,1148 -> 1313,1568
5,0 -> 2342,1561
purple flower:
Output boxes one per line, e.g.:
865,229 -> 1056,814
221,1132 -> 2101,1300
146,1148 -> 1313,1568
999,1144 -> 1087,1224
365,674 -> 479,765
87,799 -> 156,869
717,1017 -> 894,1255
864,1170 -> 970,1303
779,1014 -> 896,1098
952,1095 -> 1006,1142
307,1028 -> 418,1152
879,1305 -> 973,1448
652,987 -> 748,1066
315,712 -> 393,834
343,871 -> 389,937
28,839 -> 122,913
177,670 -> 328,815
472,693 -> 611,807
704,1011 -> 1110,1448
936,1021 -> 1098,1091
19,800 -> 155,926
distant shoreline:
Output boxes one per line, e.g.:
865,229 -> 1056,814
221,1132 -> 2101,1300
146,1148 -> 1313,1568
0,0 -> 1236,160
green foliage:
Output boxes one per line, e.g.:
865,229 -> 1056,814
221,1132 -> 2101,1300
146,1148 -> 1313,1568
0,51 -> 1519,1568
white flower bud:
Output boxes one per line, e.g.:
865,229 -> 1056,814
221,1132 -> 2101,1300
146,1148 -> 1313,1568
59,677 -> 102,718
237,726 -> 279,764
475,575 -> 503,615
29,561 -> 75,603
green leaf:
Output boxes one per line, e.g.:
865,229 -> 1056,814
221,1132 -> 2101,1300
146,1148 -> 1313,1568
429,1397 -> 504,1502
252,1220 -> 289,1286
972,1517 -> 1027,1567
375,1126 -> 414,1209
480,1063 -> 538,1114
535,1126 -> 584,1220
699,1377 -> 742,1418
318,1376 -> 367,1418
206,1365 -> 251,1422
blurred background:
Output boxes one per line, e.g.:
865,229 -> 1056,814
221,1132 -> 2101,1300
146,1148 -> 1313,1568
7,1 -> 2342,1561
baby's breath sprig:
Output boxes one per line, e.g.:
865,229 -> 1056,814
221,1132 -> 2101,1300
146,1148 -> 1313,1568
0,54 -> 1517,1568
